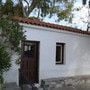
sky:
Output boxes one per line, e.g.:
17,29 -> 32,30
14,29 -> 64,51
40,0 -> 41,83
43,0 -> 89,30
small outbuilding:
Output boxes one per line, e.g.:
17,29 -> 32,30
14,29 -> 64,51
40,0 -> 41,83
4,17 -> 90,85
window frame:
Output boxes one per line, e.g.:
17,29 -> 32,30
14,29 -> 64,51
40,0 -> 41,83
22,41 -> 36,57
56,43 -> 65,64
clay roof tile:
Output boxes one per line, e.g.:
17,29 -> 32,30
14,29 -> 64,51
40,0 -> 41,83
13,17 -> 90,35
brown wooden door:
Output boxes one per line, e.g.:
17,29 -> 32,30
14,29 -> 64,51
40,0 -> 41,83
19,41 -> 39,85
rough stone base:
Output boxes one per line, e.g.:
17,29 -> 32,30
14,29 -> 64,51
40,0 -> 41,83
41,75 -> 90,90
21,84 -> 43,90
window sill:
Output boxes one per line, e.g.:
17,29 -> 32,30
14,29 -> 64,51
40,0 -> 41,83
56,62 -> 64,65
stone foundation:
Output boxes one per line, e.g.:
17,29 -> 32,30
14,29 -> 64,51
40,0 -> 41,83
41,75 -> 90,90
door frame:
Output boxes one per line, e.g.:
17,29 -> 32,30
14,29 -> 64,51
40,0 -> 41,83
21,40 -> 40,83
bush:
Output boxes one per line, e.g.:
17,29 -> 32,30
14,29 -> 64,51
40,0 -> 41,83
0,45 -> 11,83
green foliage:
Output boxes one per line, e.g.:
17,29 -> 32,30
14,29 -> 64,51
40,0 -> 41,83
0,1 -> 25,83
0,74 -> 3,84
0,45 -> 11,83
2,0 -> 75,21
0,45 -> 11,72
0,17 -> 25,83
2,0 -> 13,15
13,4 -> 24,17
0,17 -> 25,52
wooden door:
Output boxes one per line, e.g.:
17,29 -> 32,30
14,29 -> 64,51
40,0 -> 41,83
19,41 -> 39,85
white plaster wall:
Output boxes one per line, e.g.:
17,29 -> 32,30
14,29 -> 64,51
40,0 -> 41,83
4,53 -> 20,85
23,24 -> 90,81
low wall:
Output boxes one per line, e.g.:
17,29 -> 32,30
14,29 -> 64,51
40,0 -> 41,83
41,75 -> 90,89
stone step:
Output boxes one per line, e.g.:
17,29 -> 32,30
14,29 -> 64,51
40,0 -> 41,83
21,84 -> 43,90
21,84 -> 32,90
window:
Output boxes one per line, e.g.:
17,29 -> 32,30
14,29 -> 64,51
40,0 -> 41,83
56,43 -> 65,64
23,41 -> 35,57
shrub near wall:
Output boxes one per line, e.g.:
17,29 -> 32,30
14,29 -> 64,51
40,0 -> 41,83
0,77 -> 3,90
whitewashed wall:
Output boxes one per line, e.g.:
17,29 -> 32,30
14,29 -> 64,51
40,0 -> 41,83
4,23 -> 90,84
4,53 -> 20,84
23,24 -> 90,81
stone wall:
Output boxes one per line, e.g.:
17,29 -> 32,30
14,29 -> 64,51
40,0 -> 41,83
41,75 -> 90,90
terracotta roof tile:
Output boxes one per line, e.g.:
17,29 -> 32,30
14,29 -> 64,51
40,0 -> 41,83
13,16 -> 90,35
